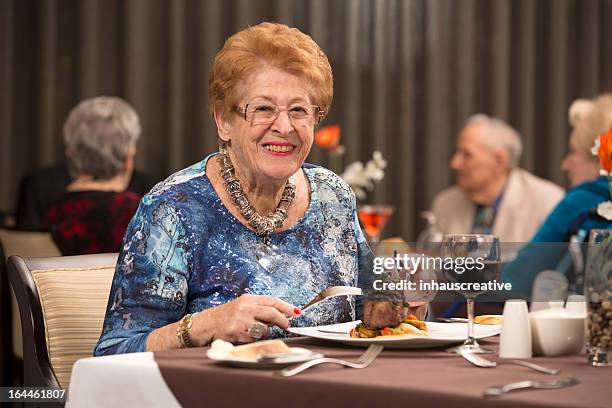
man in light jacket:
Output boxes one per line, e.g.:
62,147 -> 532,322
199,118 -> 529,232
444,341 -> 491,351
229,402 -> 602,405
431,114 -> 564,243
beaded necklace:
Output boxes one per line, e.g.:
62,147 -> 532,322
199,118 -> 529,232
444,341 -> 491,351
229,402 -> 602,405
219,149 -> 296,236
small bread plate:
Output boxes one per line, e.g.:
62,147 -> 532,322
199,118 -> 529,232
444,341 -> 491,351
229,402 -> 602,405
207,341 -> 322,369
288,320 -> 501,349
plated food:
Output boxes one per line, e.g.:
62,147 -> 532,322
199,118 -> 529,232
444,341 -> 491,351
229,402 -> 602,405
352,299 -> 429,338
207,339 -> 321,368
474,315 -> 503,325
350,315 -> 428,338
350,315 -> 427,339
227,339 -> 291,359
363,299 -> 412,328
288,321 -> 502,349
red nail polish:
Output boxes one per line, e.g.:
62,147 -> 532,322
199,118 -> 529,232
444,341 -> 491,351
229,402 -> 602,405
294,307 -> 301,315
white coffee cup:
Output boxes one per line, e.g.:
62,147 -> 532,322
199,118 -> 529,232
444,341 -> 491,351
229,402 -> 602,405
530,270 -> 568,312
565,294 -> 587,316
530,307 -> 585,356
548,300 -> 565,309
499,299 -> 532,359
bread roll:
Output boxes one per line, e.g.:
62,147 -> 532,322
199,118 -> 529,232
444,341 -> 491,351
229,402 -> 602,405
229,339 -> 291,359
474,315 -> 502,325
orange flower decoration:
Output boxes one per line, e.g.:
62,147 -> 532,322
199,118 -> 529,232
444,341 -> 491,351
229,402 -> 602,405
314,125 -> 341,149
598,129 -> 612,173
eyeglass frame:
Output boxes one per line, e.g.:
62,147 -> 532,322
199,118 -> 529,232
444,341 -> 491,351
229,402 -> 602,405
232,103 -> 326,126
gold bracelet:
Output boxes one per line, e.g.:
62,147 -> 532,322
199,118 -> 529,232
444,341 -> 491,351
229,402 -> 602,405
177,312 -> 197,348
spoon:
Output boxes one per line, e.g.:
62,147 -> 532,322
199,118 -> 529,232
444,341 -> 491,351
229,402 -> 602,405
484,377 -> 579,396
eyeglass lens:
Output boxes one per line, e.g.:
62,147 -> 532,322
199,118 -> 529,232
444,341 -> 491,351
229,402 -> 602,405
246,103 -> 319,125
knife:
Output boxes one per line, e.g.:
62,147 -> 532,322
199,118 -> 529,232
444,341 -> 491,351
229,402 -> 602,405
301,286 -> 363,312
460,348 -> 497,368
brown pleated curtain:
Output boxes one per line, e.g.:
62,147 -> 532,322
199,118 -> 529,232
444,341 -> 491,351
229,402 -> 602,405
1,0 -> 611,239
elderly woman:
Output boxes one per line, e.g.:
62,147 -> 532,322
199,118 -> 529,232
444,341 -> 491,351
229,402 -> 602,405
95,23 -> 370,355
44,96 -> 142,255
502,93 -> 612,294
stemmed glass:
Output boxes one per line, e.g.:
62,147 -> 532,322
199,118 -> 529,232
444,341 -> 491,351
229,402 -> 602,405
440,234 -> 501,354
357,205 -> 395,245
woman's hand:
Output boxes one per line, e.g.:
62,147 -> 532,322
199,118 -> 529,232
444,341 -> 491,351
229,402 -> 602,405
191,294 -> 301,345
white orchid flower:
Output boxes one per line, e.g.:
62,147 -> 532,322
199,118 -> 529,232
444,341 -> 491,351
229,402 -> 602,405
340,151 -> 387,199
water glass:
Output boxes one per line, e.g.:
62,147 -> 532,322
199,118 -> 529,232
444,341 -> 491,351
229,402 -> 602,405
530,270 -> 568,312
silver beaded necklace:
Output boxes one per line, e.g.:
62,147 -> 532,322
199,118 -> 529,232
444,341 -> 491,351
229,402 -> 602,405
219,149 -> 296,236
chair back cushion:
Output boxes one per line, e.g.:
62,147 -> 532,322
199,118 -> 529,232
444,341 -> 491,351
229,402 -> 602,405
31,263 -> 116,388
0,229 -> 61,359
0,229 -> 61,259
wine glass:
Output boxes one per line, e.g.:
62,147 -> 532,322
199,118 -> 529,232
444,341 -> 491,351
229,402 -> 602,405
440,234 -> 501,354
357,205 -> 395,245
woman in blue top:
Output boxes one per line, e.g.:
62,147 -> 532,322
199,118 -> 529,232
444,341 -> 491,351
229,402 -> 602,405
95,22 -> 370,355
502,94 -> 612,294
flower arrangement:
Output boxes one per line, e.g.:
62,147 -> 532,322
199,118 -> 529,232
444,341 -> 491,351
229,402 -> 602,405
592,129 -> 612,220
340,151 -> 387,200
314,124 -> 341,149
314,125 -> 387,200
314,125 -> 344,175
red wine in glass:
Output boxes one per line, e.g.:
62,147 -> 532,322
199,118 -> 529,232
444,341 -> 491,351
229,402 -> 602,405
440,234 -> 501,354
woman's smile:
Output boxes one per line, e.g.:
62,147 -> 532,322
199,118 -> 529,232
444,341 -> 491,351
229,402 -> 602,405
262,142 -> 296,156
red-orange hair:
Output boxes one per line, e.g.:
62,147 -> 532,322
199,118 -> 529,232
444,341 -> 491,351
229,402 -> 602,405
208,22 -> 333,120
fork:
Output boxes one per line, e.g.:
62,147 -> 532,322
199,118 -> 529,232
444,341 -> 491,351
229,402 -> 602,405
288,286 -> 362,322
280,344 -> 383,377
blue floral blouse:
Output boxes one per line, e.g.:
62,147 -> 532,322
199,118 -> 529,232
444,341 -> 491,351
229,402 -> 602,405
95,153 -> 371,355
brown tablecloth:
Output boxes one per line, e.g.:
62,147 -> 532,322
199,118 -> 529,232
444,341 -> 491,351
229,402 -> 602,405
155,338 -> 611,408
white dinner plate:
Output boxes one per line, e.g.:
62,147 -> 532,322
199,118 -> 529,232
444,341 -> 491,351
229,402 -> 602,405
288,320 -> 501,349
207,346 -> 322,369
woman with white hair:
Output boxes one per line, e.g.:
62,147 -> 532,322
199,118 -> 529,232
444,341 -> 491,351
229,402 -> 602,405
502,93 -> 612,295
44,96 -> 143,255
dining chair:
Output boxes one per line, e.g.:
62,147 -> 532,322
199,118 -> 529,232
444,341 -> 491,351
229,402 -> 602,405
0,228 -> 61,386
6,253 -> 118,389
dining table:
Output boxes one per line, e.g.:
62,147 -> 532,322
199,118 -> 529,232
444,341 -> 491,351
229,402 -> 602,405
66,336 -> 611,408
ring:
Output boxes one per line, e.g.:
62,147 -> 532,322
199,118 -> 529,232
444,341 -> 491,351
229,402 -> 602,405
247,321 -> 267,340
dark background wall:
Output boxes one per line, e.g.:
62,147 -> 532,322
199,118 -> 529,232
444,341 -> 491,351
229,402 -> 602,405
1,0 -> 611,239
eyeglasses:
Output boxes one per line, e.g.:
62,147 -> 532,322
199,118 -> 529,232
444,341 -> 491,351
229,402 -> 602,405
233,103 -> 325,126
